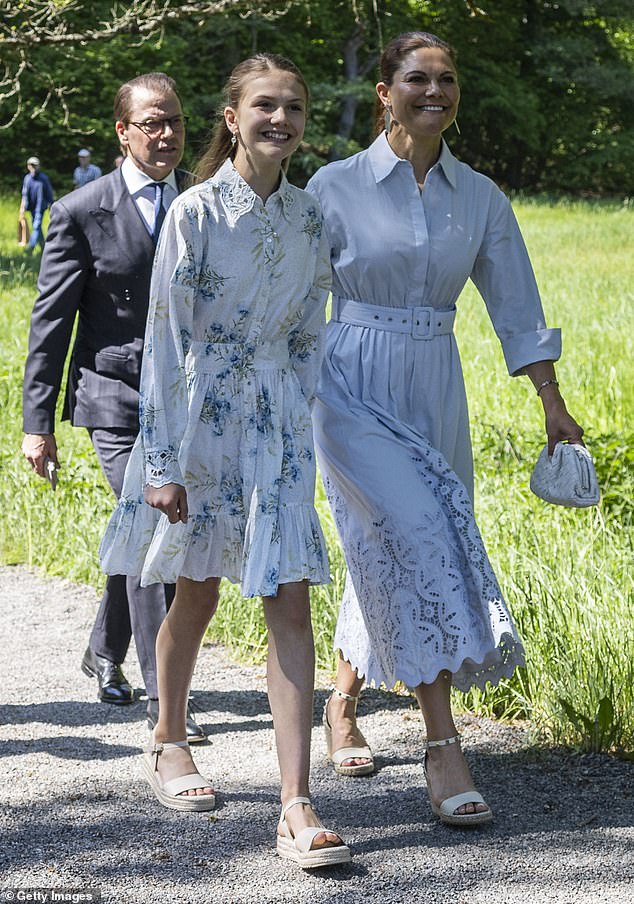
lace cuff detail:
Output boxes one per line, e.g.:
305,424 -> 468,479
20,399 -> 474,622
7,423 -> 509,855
145,447 -> 183,488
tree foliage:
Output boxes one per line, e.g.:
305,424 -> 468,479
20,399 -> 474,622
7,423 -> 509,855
0,0 -> 295,128
1,0 -> 632,194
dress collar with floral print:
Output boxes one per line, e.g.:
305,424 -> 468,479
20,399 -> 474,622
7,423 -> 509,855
209,158 -> 296,225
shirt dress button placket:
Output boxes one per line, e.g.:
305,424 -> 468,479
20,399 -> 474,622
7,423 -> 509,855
408,167 -> 431,308
241,205 -> 279,507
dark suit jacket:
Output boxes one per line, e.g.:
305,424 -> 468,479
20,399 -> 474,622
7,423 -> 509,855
22,166 -> 191,434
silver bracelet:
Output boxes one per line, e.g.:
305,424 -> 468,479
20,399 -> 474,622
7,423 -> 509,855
536,379 -> 559,396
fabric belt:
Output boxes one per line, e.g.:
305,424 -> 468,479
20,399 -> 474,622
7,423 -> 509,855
331,297 -> 456,340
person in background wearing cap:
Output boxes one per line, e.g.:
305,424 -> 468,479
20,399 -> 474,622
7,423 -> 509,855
73,149 -> 102,189
21,72 -> 205,742
19,157 -> 54,253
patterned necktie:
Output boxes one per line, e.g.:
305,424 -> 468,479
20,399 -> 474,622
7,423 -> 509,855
152,181 -> 166,243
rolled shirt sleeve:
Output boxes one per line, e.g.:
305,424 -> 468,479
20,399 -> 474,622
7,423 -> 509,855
471,191 -> 561,376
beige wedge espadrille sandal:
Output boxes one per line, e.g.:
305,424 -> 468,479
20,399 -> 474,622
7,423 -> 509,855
423,734 -> 492,826
142,734 -> 216,812
323,687 -> 375,777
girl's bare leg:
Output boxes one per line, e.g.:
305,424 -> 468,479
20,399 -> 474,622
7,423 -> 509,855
263,581 -> 342,848
153,575 -> 220,797
414,670 -> 489,816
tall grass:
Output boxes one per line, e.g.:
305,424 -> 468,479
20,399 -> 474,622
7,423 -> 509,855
455,197 -> 634,753
0,194 -> 632,754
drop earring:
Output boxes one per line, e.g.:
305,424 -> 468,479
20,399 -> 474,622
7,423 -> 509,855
454,119 -> 461,135
231,133 -> 237,146
384,104 -> 392,133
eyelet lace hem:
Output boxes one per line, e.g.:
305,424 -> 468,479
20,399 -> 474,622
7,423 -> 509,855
324,445 -> 526,693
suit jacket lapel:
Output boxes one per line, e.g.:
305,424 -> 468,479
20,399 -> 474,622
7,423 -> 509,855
89,168 -> 194,264
175,168 -> 194,194
89,169 -> 155,266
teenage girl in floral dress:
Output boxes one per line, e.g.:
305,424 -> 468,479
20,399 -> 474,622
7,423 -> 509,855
100,53 -> 350,868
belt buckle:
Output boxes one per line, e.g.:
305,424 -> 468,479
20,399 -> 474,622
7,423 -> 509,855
411,306 -> 433,340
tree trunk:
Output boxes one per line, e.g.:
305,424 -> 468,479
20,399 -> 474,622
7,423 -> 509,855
329,23 -> 377,161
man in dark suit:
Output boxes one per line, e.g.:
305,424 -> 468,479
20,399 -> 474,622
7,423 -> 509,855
21,72 -> 205,742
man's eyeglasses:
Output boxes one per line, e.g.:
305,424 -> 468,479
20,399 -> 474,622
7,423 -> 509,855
128,116 -> 188,137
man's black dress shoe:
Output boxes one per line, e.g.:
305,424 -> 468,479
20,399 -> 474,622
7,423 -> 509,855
81,647 -> 135,705
146,697 -> 207,744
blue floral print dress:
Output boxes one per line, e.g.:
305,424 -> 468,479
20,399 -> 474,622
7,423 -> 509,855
99,160 -> 331,597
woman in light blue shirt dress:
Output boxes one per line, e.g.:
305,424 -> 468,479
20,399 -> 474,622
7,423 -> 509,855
307,31 -> 584,825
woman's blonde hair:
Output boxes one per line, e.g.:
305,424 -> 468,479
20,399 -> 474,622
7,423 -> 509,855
194,53 -> 309,182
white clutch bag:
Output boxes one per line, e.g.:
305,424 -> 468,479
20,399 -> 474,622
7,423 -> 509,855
530,442 -> 600,507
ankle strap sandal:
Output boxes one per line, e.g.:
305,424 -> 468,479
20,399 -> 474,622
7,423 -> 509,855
423,734 -> 492,826
323,687 -> 375,777
142,734 -> 215,812
276,796 -> 351,868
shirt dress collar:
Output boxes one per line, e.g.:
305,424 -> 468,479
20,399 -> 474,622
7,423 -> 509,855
367,131 -> 457,189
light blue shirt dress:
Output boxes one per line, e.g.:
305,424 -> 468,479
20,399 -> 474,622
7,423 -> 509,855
307,133 -> 561,691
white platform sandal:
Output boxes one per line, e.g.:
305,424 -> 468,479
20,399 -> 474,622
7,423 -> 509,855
276,796 -> 351,868
423,734 -> 492,826
142,736 -> 216,812
323,687 -> 375,777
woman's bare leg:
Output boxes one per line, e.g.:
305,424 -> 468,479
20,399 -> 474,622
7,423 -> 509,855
153,575 -> 220,797
324,653 -> 372,769
263,581 -> 342,847
414,670 -> 489,816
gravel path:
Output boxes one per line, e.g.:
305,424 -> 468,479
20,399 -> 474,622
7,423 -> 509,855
0,564 -> 632,904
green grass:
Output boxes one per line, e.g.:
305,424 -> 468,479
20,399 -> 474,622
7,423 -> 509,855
454,197 -> 634,752
1,194 -> 632,754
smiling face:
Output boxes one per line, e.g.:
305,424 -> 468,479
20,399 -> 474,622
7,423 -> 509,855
377,47 -> 460,140
115,87 -> 185,179
225,69 -> 307,173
